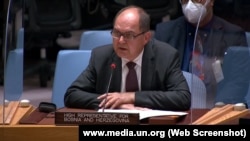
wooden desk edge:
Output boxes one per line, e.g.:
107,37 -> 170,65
0,125 -> 78,141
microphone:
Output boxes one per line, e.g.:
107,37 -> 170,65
102,63 -> 116,112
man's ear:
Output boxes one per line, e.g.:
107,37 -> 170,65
144,31 -> 152,42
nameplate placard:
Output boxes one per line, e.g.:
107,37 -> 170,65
55,112 -> 140,125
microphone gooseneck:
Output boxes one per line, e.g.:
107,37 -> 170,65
102,63 -> 116,112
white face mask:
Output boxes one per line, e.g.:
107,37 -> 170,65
182,0 -> 209,24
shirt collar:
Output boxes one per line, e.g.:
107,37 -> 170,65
121,49 -> 144,68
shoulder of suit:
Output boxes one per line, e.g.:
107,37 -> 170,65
156,16 -> 185,30
151,39 -> 176,51
213,16 -> 244,31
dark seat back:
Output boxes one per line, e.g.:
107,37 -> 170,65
216,46 -> 250,104
25,0 -> 82,34
102,0 -> 180,28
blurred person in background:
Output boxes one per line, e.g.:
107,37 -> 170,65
155,0 -> 248,108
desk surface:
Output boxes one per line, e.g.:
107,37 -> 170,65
1,102 -> 250,141
0,103 -> 78,141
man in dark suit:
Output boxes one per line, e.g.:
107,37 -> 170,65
154,0 -> 248,108
64,5 -> 191,111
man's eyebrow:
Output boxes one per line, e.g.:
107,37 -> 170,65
114,29 -> 135,34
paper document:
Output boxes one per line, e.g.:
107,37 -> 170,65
98,109 -> 187,120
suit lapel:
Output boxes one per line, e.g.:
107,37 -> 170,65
109,40 -> 156,91
174,18 -> 187,65
203,16 -> 224,56
141,40 -> 155,90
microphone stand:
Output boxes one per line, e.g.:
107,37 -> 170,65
102,63 -> 116,112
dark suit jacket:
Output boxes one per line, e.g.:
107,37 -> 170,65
154,16 -> 248,108
64,39 -> 191,111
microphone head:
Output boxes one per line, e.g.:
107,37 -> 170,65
110,63 -> 116,69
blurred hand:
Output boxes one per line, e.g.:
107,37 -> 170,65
97,92 -> 134,109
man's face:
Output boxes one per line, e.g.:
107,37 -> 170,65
181,0 -> 214,25
112,9 -> 150,61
